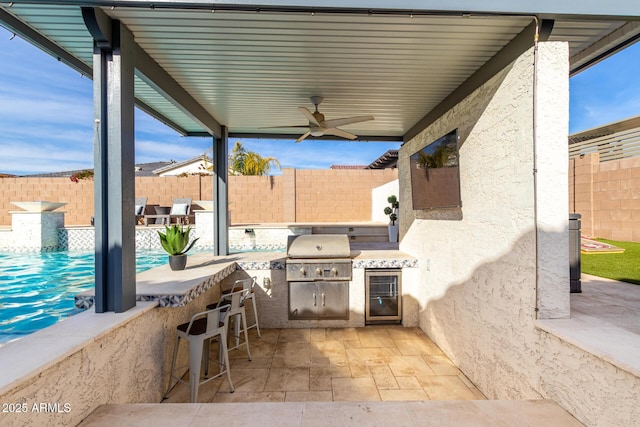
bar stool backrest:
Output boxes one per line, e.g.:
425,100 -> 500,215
234,277 -> 257,293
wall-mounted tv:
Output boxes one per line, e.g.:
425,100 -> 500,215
409,129 -> 461,210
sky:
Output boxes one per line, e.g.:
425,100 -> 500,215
0,25 -> 639,175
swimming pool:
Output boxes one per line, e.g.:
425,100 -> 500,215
0,250 -> 172,344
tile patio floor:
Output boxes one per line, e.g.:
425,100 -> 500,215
162,326 -> 486,404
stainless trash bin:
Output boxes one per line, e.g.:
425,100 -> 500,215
569,213 -> 581,293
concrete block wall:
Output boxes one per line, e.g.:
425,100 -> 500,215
294,168 -> 398,222
569,153 -> 640,242
0,177 -> 94,226
229,174 -> 283,224
0,168 -> 397,227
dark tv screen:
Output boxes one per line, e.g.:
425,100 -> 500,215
409,129 -> 461,210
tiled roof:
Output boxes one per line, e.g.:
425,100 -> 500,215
366,149 -> 398,169
329,165 -> 367,170
19,161 -> 175,178
152,156 -> 210,174
135,161 -> 174,176
21,168 -> 91,178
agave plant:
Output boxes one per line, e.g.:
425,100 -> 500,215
158,224 -> 199,256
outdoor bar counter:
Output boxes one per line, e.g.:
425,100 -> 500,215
74,248 -> 419,329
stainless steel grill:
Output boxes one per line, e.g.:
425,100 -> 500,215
286,234 -> 352,320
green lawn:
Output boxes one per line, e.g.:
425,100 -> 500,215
581,239 -> 640,285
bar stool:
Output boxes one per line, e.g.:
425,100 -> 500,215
234,277 -> 261,337
207,288 -> 252,360
165,306 -> 234,403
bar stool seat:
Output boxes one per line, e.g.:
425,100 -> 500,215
165,306 -> 233,403
207,288 -> 252,359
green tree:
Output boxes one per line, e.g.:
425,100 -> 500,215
228,141 -> 281,176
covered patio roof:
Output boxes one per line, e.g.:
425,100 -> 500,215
2,2 -> 639,313
1,1 -> 640,142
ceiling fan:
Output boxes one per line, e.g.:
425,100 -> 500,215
267,96 -> 374,143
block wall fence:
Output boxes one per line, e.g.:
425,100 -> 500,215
0,168 -> 398,226
569,152 -> 640,242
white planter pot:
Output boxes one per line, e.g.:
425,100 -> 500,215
388,225 -> 399,243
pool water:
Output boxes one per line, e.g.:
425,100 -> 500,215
0,250 -> 173,344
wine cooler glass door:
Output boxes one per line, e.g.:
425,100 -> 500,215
365,270 -> 401,323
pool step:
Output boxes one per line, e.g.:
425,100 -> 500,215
312,225 -> 390,243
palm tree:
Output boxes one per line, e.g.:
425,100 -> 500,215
228,141 -> 281,176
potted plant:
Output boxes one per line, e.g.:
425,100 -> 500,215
384,195 -> 399,243
158,224 -> 199,271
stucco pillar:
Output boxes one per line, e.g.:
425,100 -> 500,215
534,42 -> 570,319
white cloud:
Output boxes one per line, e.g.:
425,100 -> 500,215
135,138 -> 211,162
0,140 -> 93,174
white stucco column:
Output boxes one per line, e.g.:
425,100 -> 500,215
10,211 -> 64,251
534,41 -> 570,319
194,210 -> 214,249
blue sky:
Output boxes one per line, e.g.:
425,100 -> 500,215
0,26 -> 638,175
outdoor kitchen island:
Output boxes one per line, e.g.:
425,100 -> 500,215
74,241 -> 419,329
219,243 -> 418,329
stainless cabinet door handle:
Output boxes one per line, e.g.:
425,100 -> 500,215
322,293 -> 325,306
313,293 -> 316,306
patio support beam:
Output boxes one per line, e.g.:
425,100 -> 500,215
404,19 -> 554,142
132,47 -> 222,139
213,127 -> 229,256
85,11 -> 137,313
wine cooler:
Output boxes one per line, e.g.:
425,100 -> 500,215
365,269 -> 402,324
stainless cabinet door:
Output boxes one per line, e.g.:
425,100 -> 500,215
289,282 -> 318,319
318,282 -> 349,319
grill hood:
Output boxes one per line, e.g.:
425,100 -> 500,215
286,234 -> 351,259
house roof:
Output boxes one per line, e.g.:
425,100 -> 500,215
367,150 -> 399,169
1,2 -> 638,144
20,162 -> 174,178
568,114 -> 640,162
329,165 -> 367,170
152,156 -> 211,175
20,168 -> 93,178
569,114 -> 640,145
135,161 -> 175,176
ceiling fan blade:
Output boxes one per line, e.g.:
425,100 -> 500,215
323,127 -> 358,140
296,131 -> 311,143
299,107 -> 320,126
322,115 -> 374,129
